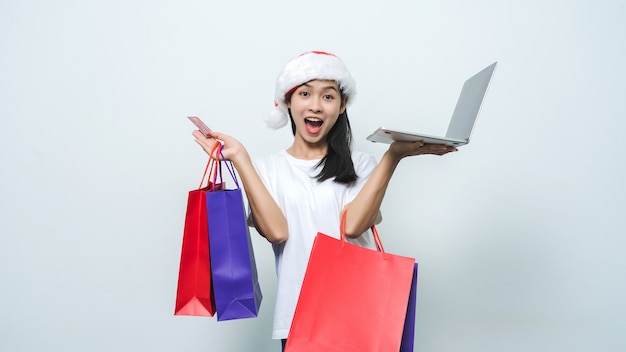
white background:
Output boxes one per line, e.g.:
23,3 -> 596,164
1,0 -> 625,351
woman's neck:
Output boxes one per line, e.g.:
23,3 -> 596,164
286,139 -> 327,160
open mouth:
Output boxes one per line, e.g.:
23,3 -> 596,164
305,117 -> 323,134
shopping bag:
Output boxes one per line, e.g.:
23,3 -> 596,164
174,143 -> 223,316
207,146 -> 262,321
286,211 -> 416,352
400,263 -> 418,352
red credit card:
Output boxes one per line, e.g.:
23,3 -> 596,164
187,116 -> 212,136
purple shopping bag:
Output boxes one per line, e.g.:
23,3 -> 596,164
400,263 -> 418,351
206,148 -> 262,321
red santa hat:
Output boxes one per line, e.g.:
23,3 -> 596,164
264,51 -> 357,129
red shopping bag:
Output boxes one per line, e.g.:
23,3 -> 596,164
285,211 -> 416,351
174,143 -> 223,316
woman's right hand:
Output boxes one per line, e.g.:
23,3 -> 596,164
192,129 -> 288,243
192,130 -> 248,165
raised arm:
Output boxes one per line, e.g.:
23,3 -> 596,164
343,141 -> 457,238
193,130 -> 289,243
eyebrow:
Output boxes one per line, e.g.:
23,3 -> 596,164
301,82 -> 339,92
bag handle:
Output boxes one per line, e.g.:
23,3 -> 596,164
201,142 -> 241,191
340,210 -> 386,260
198,142 -> 223,190
219,148 -> 240,189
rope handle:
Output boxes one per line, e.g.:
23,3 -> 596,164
198,142 -> 223,190
340,210 -> 386,259
219,148 -> 240,189
197,141 -> 241,191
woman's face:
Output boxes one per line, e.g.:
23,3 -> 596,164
287,79 -> 346,146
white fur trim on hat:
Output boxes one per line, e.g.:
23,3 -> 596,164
264,51 -> 357,129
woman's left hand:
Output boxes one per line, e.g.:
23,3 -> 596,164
388,140 -> 458,159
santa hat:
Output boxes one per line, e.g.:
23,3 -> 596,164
264,51 -> 357,129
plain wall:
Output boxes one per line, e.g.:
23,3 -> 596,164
1,0 -> 625,351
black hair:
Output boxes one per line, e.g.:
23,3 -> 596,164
286,90 -> 358,185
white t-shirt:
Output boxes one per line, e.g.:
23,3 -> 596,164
249,149 -> 380,339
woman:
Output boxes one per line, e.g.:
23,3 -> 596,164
192,51 -> 456,349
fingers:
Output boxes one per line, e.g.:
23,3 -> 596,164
192,130 -> 213,147
409,142 -> 446,153
193,130 -> 224,145
192,130 -> 222,157
422,144 -> 457,155
206,130 -> 223,141
401,142 -> 457,157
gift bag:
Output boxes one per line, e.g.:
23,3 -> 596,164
207,146 -> 262,321
400,263 -> 418,352
286,211 -> 416,352
174,143 -> 223,316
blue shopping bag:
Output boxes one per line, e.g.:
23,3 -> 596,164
206,146 -> 262,321
400,263 -> 418,351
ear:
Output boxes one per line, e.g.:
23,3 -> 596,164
339,97 -> 349,114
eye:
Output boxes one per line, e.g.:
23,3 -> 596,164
323,94 -> 335,100
299,91 -> 310,97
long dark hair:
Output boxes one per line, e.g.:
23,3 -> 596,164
286,90 -> 357,185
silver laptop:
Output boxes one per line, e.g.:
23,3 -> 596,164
366,62 -> 497,146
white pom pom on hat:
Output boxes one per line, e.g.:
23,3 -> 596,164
264,51 -> 357,129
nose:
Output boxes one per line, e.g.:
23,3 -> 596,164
308,97 -> 322,113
